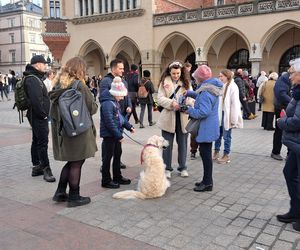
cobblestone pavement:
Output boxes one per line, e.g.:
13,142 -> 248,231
1,93 -> 299,250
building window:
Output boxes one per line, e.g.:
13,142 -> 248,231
120,0 -> 124,10
50,0 -> 61,18
105,0 -> 108,12
227,49 -> 250,72
10,33 -> 15,43
126,0 -> 130,9
216,0 -> 225,5
133,0 -> 136,8
279,45 -> 300,74
85,0 -> 88,15
79,0 -> 83,15
10,50 -> 16,63
0,50 -> 1,63
8,18 -> 15,27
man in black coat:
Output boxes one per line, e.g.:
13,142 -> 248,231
125,64 -> 140,124
271,72 -> 292,161
24,55 -> 55,182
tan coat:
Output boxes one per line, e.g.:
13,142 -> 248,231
157,76 -> 192,133
259,79 -> 276,112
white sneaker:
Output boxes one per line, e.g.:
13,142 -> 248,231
180,170 -> 189,177
165,170 -> 171,179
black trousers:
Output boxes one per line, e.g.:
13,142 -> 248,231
128,98 -> 139,122
31,116 -> 49,167
199,142 -> 213,185
272,107 -> 283,155
283,151 -> 300,215
101,137 -> 122,184
240,98 -> 251,117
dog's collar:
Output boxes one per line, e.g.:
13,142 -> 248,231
140,144 -> 159,165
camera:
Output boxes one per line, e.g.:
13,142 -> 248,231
178,94 -> 189,112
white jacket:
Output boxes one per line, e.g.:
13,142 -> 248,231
218,79 -> 243,130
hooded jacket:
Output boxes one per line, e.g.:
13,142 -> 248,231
100,89 -> 133,140
49,80 -> 98,161
187,78 -> 223,143
23,64 -> 49,120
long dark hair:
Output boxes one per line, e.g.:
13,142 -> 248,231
159,61 -> 190,90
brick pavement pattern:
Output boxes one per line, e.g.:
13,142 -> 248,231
1,93 -> 299,250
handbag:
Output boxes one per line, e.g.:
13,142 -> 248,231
258,95 -> 264,104
157,85 -> 181,112
185,118 -> 200,137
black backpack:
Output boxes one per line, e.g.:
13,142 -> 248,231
58,80 -> 92,137
13,75 -> 41,123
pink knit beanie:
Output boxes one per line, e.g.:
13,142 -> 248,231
192,65 -> 212,81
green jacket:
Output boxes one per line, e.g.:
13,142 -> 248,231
49,80 -> 98,161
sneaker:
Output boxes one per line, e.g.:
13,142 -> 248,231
165,170 -> 171,179
217,154 -> 230,164
212,150 -> 220,160
271,153 -> 283,161
248,113 -> 258,120
190,153 -> 196,160
180,170 -> 189,177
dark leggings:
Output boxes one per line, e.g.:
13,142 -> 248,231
57,160 -> 85,193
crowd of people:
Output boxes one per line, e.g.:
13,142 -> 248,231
14,53 -> 300,232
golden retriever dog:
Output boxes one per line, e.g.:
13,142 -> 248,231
113,135 -> 170,199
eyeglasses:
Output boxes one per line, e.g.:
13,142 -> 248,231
169,61 -> 182,69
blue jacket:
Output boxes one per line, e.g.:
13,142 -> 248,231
187,78 -> 223,143
278,85 -> 300,154
99,73 -> 132,116
100,89 -> 133,140
274,73 -> 292,109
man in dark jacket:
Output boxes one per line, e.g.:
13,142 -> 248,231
25,55 -> 55,182
271,72 -> 292,160
234,69 -> 256,120
99,58 -> 132,169
125,64 -> 140,124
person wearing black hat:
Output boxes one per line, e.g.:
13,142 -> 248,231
24,55 -> 56,182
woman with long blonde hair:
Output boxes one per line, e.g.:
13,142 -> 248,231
49,56 -> 98,207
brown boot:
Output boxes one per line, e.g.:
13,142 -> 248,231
217,154 -> 230,164
212,150 -> 220,160
248,113 -> 257,120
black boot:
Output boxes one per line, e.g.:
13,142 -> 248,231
43,167 -> 56,182
68,188 -> 91,208
53,191 -> 68,202
32,165 -> 44,177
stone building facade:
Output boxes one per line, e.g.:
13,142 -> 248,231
42,0 -> 300,86
0,0 -> 49,75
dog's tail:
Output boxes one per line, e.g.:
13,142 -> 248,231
112,190 -> 146,200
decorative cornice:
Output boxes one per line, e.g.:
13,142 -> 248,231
41,32 -> 70,37
153,0 -> 300,26
71,9 -> 145,25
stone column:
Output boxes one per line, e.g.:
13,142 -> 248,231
74,0 -> 80,16
101,0 -> 105,13
250,60 -> 261,77
82,0 -> 86,16
136,0 -> 141,8
88,0 -> 92,15
114,0 -> 120,12
94,0 -> 99,13
107,0 -> 112,12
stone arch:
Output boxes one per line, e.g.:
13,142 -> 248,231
203,26 -> 251,60
260,20 -> 300,53
110,36 -> 142,74
203,27 -> 250,74
78,39 -> 106,77
157,32 -> 196,70
260,20 -> 300,73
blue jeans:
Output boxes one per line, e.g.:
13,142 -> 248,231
215,112 -> 232,155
